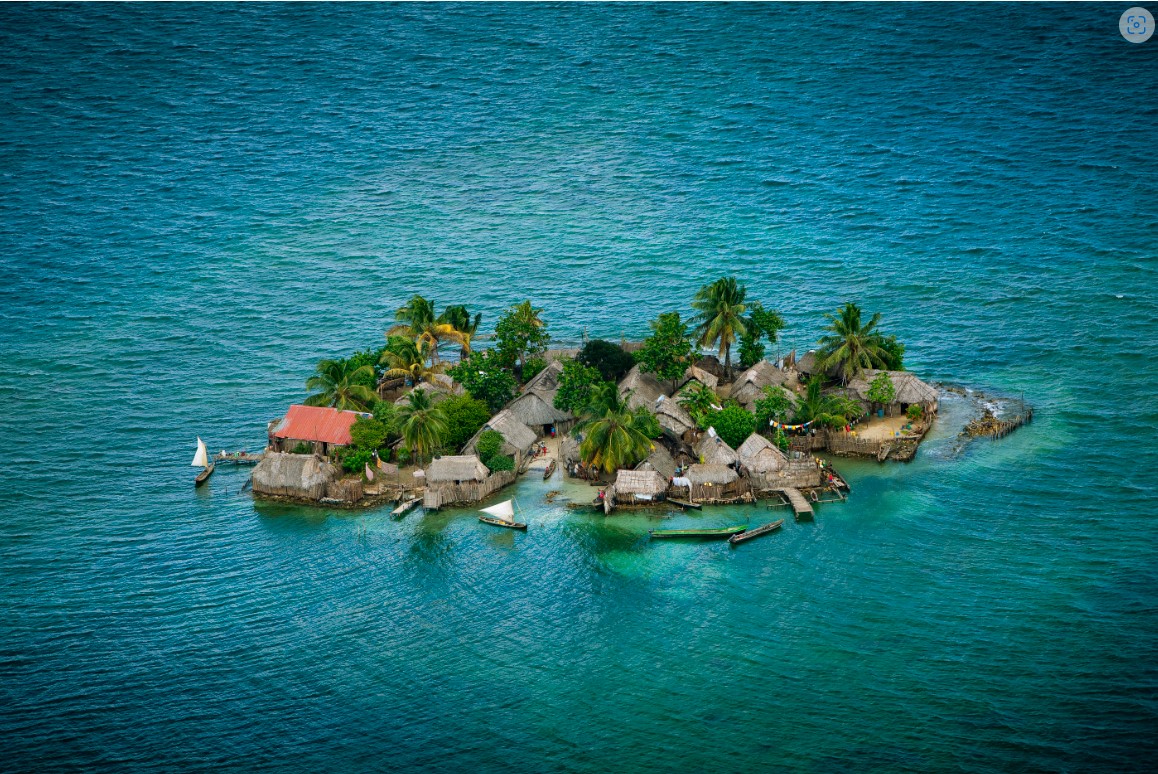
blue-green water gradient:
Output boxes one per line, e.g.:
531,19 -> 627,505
1,3 -> 1155,771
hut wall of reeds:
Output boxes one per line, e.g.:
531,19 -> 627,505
674,463 -> 751,503
748,457 -> 822,491
423,469 -> 517,510
251,451 -> 340,501
610,468 -> 668,506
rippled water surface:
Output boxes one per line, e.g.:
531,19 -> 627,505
1,3 -> 1156,771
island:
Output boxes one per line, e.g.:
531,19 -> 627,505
247,276 -> 1028,513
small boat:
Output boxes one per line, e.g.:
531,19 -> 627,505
479,499 -> 528,530
543,459 -> 557,480
192,437 -> 214,487
391,497 -> 421,518
649,525 -> 746,539
728,519 -> 785,545
667,498 -> 702,511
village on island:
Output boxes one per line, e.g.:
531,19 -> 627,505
197,276 -> 1027,537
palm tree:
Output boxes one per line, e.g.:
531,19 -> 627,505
388,295 -> 463,366
304,359 -> 377,411
816,302 -> 889,384
794,377 -> 865,428
380,336 -> 444,387
692,277 -> 748,379
440,304 -> 482,361
575,383 -> 657,474
398,388 -> 448,464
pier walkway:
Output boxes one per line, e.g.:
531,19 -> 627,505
780,488 -> 814,519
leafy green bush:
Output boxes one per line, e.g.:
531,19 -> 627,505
867,371 -> 896,407
448,350 -> 517,412
440,395 -> 492,452
521,356 -> 547,384
554,360 -> 603,413
394,447 -> 411,466
475,429 -> 504,462
338,448 -> 374,474
484,454 -> 515,473
754,386 -> 793,428
350,416 -> 392,453
290,442 -> 313,455
637,312 -> 694,393
577,339 -> 636,382
704,404 -> 757,449
906,403 -> 923,421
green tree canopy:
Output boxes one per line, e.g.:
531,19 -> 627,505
439,395 -> 492,452
380,335 -> 443,387
692,277 -> 748,378
678,382 -> 720,429
304,358 -> 377,411
738,301 -> 786,369
494,300 -> 550,375
576,339 -> 635,382
753,385 -> 793,428
637,311 -> 695,393
439,304 -> 483,360
704,404 -> 757,449
866,371 -> 896,407
554,359 -> 604,414
475,429 -> 504,462
448,350 -> 517,413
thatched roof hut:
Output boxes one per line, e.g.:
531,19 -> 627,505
465,408 -> 538,458
846,370 -> 938,413
637,444 -> 677,480
795,350 -> 820,378
685,463 -> 739,486
654,395 -> 695,439
251,451 -> 339,501
612,468 -> 668,498
426,455 -> 489,484
737,433 -> 787,474
618,364 -> 667,411
520,358 -> 564,396
506,390 -> 571,430
695,431 -> 739,466
731,361 -> 791,409
679,364 -> 719,391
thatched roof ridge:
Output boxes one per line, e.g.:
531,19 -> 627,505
846,370 -> 938,406
520,359 -> 565,395
465,408 -> 537,456
637,444 -> 677,480
731,361 -> 790,407
685,463 -> 739,486
507,390 -> 571,427
737,433 -> 787,473
618,364 -> 667,411
680,364 -> 719,390
613,468 -> 668,497
796,350 -> 819,376
427,455 -> 489,483
654,395 -> 695,437
695,432 -> 739,466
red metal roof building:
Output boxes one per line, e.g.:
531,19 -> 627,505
269,404 -> 365,455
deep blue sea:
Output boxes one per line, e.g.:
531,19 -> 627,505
1,3 -> 1156,771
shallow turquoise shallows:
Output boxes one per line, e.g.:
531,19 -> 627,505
1,4 -> 1155,771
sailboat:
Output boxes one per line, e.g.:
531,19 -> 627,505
478,499 -> 527,530
192,437 -> 215,487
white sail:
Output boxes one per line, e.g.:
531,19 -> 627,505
481,499 -> 516,523
191,437 -> 208,468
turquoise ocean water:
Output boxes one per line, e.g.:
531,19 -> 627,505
1,3 -> 1156,770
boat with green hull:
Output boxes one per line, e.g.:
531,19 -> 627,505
649,525 -> 746,539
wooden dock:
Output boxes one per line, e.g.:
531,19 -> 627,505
780,488 -> 814,520
213,451 -> 264,465
391,497 -> 421,518
667,499 -> 702,511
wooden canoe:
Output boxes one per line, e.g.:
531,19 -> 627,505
479,516 -> 528,530
194,464 -> 215,487
391,497 -> 421,518
649,525 -> 746,539
728,519 -> 785,545
543,460 -> 557,480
